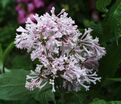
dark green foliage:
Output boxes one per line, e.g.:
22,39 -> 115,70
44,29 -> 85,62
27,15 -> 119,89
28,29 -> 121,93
96,0 -> 112,12
102,0 -> 121,42
90,99 -> 121,104
99,39 -> 121,78
0,0 -> 11,8
34,88 -> 56,104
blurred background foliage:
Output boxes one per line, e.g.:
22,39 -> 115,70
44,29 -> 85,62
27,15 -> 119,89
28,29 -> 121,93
0,0 -> 121,104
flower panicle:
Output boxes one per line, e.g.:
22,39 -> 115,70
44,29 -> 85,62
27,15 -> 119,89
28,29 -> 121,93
15,7 -> 106,92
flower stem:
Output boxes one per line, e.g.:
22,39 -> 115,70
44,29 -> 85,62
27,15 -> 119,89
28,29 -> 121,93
61,91 -> 64,104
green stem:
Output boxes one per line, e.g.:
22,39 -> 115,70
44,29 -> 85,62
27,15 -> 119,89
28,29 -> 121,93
61,91 -> 64,104
2,42 -> 14,73
60,83 -> 65,104
3,42 -> 14,63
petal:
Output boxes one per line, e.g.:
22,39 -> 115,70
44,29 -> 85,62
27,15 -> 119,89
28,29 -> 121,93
17,26 -> 27,32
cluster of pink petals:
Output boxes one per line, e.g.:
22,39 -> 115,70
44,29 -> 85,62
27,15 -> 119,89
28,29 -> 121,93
15,7 -> 106,92
16,0 -> 45,24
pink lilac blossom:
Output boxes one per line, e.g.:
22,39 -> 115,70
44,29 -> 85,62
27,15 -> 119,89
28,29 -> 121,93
15,7 -> 106,92
16,0 -> 45,24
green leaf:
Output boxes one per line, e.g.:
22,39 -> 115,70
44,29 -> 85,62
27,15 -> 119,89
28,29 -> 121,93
0,69 -> 55,103
0,44 -> 3,73
0,69 -> 31,100
102,0 -> 121,42
110,101 -> 121,104
0,23 -> 17,48
96,0 -> 112,12
107,78 -> 121,82
61,91 -> 87,104
0,0 -> 10,8
0,98 -> 38,104
11,54 -> 34,70
90,99 -> 121,104
90,22 -> 104,44
90,99 -> 107,104
99,39 -> 121,78
34,85 -> 56,104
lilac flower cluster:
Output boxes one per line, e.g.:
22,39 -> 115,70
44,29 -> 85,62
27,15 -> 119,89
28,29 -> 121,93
15,7 -> 106,92
16,0 -> 45,24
